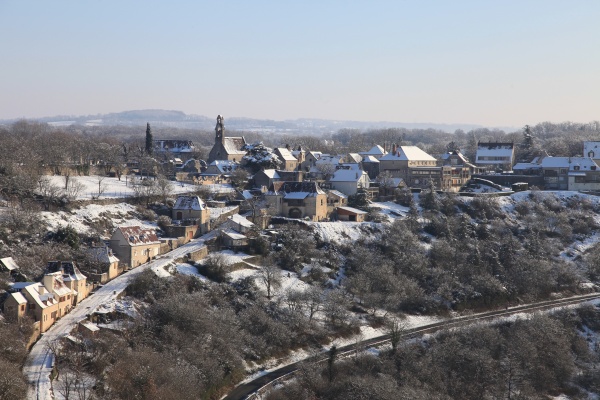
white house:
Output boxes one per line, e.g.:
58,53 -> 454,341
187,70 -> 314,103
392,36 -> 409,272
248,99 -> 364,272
475,142 -> 515,171
328,164 -> 370,196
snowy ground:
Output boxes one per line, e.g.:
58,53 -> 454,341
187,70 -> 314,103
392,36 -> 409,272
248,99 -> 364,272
40,202 -> 157,236
45,174 -> 203,200
308,221 -> 382,244
370,201 -> 409,222
40,201 -> 242,237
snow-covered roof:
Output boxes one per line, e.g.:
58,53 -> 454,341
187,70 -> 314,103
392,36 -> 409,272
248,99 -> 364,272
346,153 -> 363,163
284,192 -> 309,200
337,206 -> 368,215
154,139 -> 195,153
173,195 -> 207,211
476,142 -> 514,161
380,146 -> 436,162
268,181 -> 325,196
316,155 -> 342,165
328,190 -> 348,199
23,283 -> 57,309
513,162 -> 542,170
47,261 -> 87,281
360,145 -> 387,156
88,246 -> 120,265
260,169 -> 281,179
275,148 -> 297,161
223,137 -> 247,155
208,160 -> 238,173
11,282 -> 35,290
115,226 -> 160,245
540,157 -> 598,169
241,190 -> 253,200
0,256 -> 19,271
221,229 -> 247,240
362,155 -> 380,163
9,292 -> 27,304
45,272 -> 73,295
228,214 -> 255,228
329,169 -> 368,182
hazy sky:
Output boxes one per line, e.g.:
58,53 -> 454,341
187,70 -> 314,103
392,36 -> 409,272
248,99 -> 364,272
1,1 -> 598,127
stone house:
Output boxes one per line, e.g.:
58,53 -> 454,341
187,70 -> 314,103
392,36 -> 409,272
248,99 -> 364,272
327,190 -> 348,214
274,147 -> 298,171
172,195 -> 211,234
265,181 -> 328,221
109,226 -> 161,268
440,150 -> 479,191
253,169 -> 281,190
379,145 -> 443,189
3,291 -> 28,321
87,246 -> 121,281
46,261 -> 91,305
19,283 -> 59,333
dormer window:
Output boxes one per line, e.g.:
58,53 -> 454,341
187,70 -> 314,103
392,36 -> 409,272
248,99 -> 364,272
589,151 -> 595,158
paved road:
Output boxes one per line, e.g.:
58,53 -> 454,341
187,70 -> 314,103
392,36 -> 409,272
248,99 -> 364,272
23,237 -> 208,400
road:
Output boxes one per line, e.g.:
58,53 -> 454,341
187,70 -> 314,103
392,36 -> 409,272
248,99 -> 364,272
223,292 -> 600,400
23,237 -> 208,400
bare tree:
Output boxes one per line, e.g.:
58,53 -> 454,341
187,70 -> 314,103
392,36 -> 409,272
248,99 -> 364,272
155,175 -> 174,203
386,317 -> 407,354
95,175 -> 107,199
260,262 -> 282,300
64,178 -> 85,201
38,176 -> 61,210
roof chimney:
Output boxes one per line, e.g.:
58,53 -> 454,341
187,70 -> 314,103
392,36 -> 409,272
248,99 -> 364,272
39,286 -> 45,295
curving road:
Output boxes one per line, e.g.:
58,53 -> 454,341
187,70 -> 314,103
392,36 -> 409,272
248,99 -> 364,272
223,292 -> 600,400
23,237 -> 209,400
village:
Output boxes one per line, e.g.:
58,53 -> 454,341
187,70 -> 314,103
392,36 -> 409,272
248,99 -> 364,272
3,117 -> 600,400
4,115 -> 600,339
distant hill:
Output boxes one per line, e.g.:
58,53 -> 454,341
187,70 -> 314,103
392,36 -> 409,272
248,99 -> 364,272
0,109 -> 516,133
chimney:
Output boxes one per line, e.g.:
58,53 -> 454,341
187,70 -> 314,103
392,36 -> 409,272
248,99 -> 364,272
39,286 -> 45,295
392,143 -> 397,155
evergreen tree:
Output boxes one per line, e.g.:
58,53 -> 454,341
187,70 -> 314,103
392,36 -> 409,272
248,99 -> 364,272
145,122 -> 153,155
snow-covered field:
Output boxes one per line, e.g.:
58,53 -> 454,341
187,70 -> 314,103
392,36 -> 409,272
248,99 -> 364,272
40,201 -> 242,237
40,202 -> 156,236
45,174 -> 204,200
308,221 -> 382,244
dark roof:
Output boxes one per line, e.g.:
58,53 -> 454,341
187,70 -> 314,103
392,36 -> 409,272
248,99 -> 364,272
267,181 -> 325,195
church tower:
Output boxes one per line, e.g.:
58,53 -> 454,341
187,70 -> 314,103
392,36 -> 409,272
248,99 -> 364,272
215,114 -> 225,145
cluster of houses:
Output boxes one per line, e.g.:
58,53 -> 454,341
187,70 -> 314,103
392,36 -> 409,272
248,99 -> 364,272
6,115 -> 600,334
0,193 -> 216,333
2,258 -> 93,333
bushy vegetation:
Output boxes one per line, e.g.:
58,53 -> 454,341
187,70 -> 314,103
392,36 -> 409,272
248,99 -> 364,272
344,191 -> 600,314
55,270 -> 358,399
269,306 -> 600,400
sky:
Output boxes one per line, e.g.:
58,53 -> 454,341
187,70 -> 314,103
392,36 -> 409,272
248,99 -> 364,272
1,0 -> 599,127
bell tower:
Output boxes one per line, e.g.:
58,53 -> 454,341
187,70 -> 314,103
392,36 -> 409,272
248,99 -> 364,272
215,114 -> 225,144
